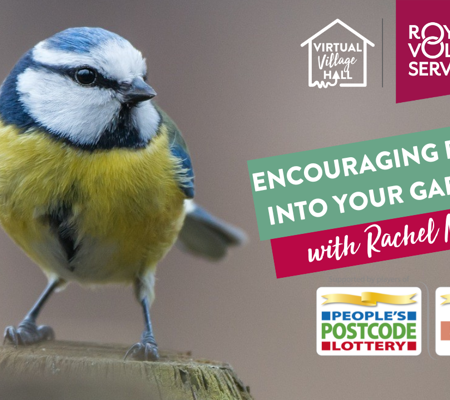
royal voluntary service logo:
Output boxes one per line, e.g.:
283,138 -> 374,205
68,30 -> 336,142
397,0 -> 450,102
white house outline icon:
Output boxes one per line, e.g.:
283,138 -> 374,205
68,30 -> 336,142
301,19 -> 375,88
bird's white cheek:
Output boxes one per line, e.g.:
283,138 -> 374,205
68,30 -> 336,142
132,101 -> 160,143
17,68 -> 120,145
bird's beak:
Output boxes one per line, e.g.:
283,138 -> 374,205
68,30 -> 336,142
121,78 -> 156,105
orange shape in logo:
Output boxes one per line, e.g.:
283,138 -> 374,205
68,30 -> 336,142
441,321 -> 450,341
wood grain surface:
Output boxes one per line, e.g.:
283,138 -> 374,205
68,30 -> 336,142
0,341 -> 253,400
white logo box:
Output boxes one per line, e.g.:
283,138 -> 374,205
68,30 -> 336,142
317,287 -> 421,356
435,287 -> 450,356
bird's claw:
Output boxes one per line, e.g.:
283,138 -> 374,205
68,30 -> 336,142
124,341 -> 159,361
3,319 -> 55,347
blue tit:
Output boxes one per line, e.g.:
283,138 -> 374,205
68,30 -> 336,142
0,27 -> 246,361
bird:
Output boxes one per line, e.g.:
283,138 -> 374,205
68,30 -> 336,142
0,27 -> 246,361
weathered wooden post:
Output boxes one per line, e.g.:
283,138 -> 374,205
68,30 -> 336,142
0,341 -> 253,400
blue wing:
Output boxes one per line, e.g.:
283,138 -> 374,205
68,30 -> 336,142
170,142 -> 194,199
156,105 -> 195,199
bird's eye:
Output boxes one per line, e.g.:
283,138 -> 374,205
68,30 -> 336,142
75,68 -> 97,85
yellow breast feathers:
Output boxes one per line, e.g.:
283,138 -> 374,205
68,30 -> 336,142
0,123 -> 186,283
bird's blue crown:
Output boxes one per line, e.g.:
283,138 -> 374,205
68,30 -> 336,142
45,27 -> 125,54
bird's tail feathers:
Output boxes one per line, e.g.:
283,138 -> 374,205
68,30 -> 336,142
177,201 -> 247,260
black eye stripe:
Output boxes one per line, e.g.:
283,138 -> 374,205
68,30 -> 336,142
35,62 -> 121,90
70,68 -> 120,90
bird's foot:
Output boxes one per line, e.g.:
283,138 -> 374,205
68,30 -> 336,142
3,318 -> 55,347
124,333 -> 159,361
124,342 -> 159,361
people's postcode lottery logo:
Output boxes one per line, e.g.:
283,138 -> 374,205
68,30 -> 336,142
317,287 -> 421,356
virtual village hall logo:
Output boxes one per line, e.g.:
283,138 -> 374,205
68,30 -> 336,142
301,19 -> 375,88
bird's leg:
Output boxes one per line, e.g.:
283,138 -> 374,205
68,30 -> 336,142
124,297 -> 159,361
125,275 -> 159,361
4,279 -> 62,346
